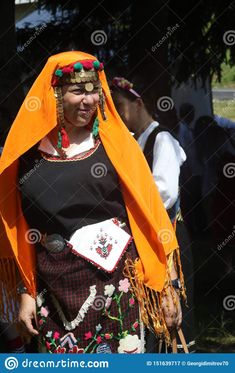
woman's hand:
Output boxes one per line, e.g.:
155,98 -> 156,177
161,286 -> 182,330
18,293 -> 39,336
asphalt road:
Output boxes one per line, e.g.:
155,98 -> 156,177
213,89 -> 235,100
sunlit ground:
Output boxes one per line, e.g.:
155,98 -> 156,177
213,99 -> 235,121
192,234 -> 235,352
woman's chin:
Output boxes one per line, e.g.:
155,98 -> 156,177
68,117 -> 92,128
78,113 -> 94,125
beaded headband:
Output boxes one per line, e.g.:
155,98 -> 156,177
53,59 -> 106,154
52,59 -> 104,88
111,77 -> 141,98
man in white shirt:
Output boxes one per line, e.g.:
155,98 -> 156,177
111,77 -> 196,353
138,122 -> 186,211
110,77 -> 186,213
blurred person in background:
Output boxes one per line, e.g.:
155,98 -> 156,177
111,77 -> 195,353
194,116 -> 235,275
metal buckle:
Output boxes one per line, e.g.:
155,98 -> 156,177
41,233 -> 66,253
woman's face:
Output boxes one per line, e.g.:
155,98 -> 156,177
112,92 -> 139,131
62,83 -> 100,127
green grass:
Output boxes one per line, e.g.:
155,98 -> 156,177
192,234 -> 235,353
196,313 -> 235,352
213,99 -> 235,121
212,61 -> 235,89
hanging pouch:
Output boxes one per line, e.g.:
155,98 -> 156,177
69,218 -> 132,272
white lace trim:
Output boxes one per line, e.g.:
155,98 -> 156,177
51,285 -> 97,331
36,292 -> 45,308
38,132 -> 94,157
139,306 -> 146,353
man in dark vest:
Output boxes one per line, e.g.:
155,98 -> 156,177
111,77 -> 195,353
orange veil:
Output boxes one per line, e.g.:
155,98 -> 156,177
0,51 -> 178,320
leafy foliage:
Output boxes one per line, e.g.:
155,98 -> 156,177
168,0 -> 235,85
16,1 -> 235,89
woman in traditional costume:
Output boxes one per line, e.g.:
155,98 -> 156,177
0,51 -> 184,353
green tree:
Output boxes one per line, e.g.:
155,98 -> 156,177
0,0 -> 24,140
2,0 -> 235,137
35,0 -> 235,91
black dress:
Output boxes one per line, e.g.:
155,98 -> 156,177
18,139 -> 144,354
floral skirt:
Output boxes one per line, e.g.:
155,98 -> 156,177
36,237 -> 145,354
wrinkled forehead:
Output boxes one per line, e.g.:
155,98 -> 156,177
62,81 -> 102,93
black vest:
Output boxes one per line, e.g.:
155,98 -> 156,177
143,125 -> 180,222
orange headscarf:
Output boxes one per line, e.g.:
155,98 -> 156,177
0,51 -> 177,307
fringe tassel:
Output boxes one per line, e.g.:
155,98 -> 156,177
123,249 -> 187,347
123,257 -> 171,345
98,88 -> 107,121
172,215 -> 187,304
0,258 -> 19,323
54,86 -> 70,149
61,127 -> 70,148
92,118 -> 99,138
173,247 -> 187,304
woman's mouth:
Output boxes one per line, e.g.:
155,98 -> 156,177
77,108 -> 95,116
77,109 -> 93,117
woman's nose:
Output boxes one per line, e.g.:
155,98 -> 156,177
82,93 -> 97,105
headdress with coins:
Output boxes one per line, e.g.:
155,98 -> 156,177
52,59 -> 106,151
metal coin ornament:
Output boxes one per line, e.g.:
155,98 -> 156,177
85,82 -> 94,92
41,234 -> 66,253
